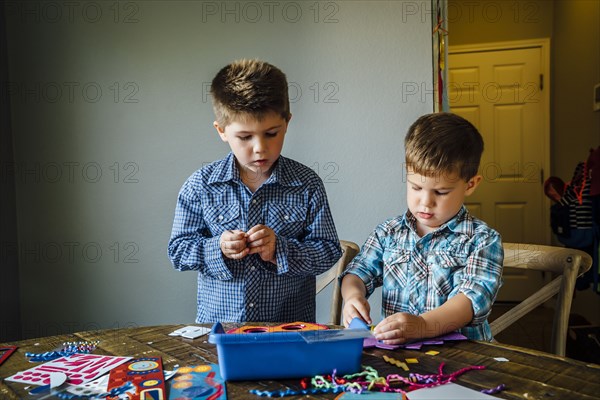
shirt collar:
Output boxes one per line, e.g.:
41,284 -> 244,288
267,156 -> 303,187
207,153 -> 303,187
207,152 -> 238,184
402,206 -> 473,236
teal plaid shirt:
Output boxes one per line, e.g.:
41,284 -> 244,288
343,207 -> 503,341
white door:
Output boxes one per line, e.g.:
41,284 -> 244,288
448,41 -> 550,301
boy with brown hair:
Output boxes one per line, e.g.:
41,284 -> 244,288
168,59 -> 341,323
341,112 -> 503,343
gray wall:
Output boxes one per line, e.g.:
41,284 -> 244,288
5,1 -> 433,337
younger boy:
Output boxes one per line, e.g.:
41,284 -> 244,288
341,113 -> 503,343
168,59 -> 341,323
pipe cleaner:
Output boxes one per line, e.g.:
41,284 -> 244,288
481,383 -> 506,394
249,362 -> 487,397
25,341 -> 100,362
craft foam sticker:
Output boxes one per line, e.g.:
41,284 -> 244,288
6,353 -> 131,386
168,364 -> 226,400
106,357 -> 166,400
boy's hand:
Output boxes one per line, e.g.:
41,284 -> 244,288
246,224 -> 277,264
373,312 -> 427,344
342,295 -> 371,327
220,230 -> 249,260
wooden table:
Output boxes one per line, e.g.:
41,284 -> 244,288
1,324 -> 600,399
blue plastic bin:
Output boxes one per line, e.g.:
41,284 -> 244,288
208,321 -> 368,381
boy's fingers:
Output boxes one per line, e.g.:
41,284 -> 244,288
228,230 -> 247,240
247,237 -> 273,248
246,225 -> 264,235
227,248 -> 249,260
221,239 -> 246,252
246,229 -> 270,242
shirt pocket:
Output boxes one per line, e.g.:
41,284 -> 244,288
204,204 -> 241,235
430,252 -> 467,298
383,249 -> 411,290
267,203 -> 307,239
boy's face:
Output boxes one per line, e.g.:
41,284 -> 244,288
214,111 -> 289,185
406,167 -> 481,237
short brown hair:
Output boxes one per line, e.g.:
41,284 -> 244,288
405,112 -> 484,181
210,59 -> 291,127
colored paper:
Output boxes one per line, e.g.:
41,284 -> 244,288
364,332 -> 468,350
6,353 -> 131,386
407,382 -> 500,399
106,357 -> 167,400
0,345 -> 17,366
168,364 -> 226,400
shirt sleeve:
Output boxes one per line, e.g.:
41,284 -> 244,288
167,177 -> 233,280
274,178 -> 342,276
338,224 -> 387,297
455,230 -> 504,324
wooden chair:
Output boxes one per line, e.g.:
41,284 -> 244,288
490,242 -> 592,356
316,240 -> 360,325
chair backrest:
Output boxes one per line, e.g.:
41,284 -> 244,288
316,240 -> 360,325
490,242 -> 592,356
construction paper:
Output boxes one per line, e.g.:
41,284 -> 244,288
168,364 -> 226,400
407,383 -> 500,399
6,353 -> 130,386
106,357 -> 166,400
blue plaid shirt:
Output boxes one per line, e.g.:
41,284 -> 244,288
168,152 -> 341,323
342,207 -> 503,341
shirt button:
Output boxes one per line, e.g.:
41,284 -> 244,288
284,215 -> 289,220
252,199 -> 257,204
251,266 -> 256,271
249,303 -> 254,308
217,215 -> 224,221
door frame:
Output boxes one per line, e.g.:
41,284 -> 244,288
449,38 -> 552,244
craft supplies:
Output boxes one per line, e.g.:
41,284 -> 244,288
481,383 -> 506,395
226,321 -> 328,334
0,345 -> 17,366
249,363 -> 487,397
168,364 -> 226,400
169,326 -> 210,339
56,381 -> 135,399
25,341 -> 99,362
209,319 -> 369,380
106,357 -> 166,400
363,331 -> 467,350
6,353 -> 131,386
382,355 -> 409,371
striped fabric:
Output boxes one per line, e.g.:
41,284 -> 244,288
341,206 -> 504,341
558,162 -> 593,229
168,152 -> 341,323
